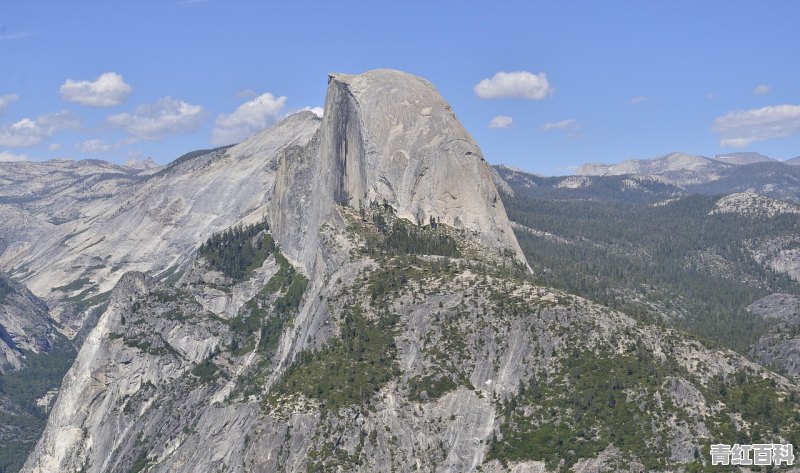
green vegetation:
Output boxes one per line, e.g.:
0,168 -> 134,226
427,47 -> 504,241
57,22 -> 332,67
266,251 -> 308,314
227,249 -> 308,357
51,277 -> 92,293
407,373 -> 458,402
357,201 -> 460,258
501,191 -> 800,352
0,338 -> 76,473
271,305 -> 400,410
198,221 -> 275,280
487,350 -> 672,470
127,451 -> 151,473
0,276 -> 12,302
703,373 -> 800,448
226,249 -> 309,399
191,360 -> 219,382
306,441 -> 363,472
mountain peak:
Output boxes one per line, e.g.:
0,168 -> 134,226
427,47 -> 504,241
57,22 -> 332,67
319,69 -> 524,261
271,70 -> 526,271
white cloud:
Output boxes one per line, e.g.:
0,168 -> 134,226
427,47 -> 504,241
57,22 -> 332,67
542,119 -> 577,131
488,115 -> 513,128
236,89 -> 258,99
0,151 -> 29,162
713,104 -> 800,147
212,93 -> 287,145
0,30 -> 37,41
474,71 -> 553,100
303,106 -> 324,118
753,84 -> 770,96
75,139 -> 113,153
108,97 -> 206,141
0,111 -> 80,147
48,143 -> 62,151
0,94 -> 19,112
60,72 -> 133,107
631,96 -> 650,104
541,119 -> 581,138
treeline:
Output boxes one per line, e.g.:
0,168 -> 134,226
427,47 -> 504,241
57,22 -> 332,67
198,221 -> 275,280
364,202 -> 459,258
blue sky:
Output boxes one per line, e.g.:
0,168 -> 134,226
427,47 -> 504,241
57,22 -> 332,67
1,1 -> 798,175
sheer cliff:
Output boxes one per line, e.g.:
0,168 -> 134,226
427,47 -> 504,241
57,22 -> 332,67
16,71 -> 800,473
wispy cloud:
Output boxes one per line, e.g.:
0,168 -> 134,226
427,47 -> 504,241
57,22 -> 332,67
0,30 -> 37,41
542,119 -> 577,130
236,89 -> 258,99
75,139 -> 113,153
713,104 -> 800,147
302,106 -> 323,118
541,119 -> 581,138
0,111 -> 80,147
474,71 -> 553,100
753,84 -> 770,96
0,151 -> 29,162
108,97 -> 206,141
631,96 -> 650,105
488,115 -> 513,129
212,92 -> 287,145
174,0 -> 213,6
0,94 -> 19,112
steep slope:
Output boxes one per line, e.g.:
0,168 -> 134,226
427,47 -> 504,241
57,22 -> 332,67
0,274 -> 57,373
318,70 -> 523,263
23,70 -> 800,473
0,274 -> 74,472
0,114 -> 319,472
0,160 -> 140,268
748,293 -> 800,377
23,206 -> 800,473
2,113 -> 320,337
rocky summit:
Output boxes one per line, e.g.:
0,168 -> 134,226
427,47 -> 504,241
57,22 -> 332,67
1,70 -> 798,472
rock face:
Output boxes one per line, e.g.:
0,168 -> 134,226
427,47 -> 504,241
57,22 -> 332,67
0,274 -> 56,373
318,70 -> 524,263
710,192 -> 800,217
749,293 -> 800,377
1,113 -> 320,336
15,70 -> 800,473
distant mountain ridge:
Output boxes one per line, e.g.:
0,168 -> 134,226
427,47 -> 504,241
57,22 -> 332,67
2,72 -> 799,473
566,151 -> 800,202
577,152 -> 726,185
712,151 -> 775,165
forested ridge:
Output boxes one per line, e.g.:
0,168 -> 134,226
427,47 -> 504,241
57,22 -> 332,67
500,183 -> 800,353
